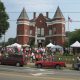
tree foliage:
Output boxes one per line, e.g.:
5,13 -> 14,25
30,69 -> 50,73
7,38 -> 17,45
0,37 -> 17,46
64,30 -> 80,47
69,29 -> 80,45
0,1 -> 9,37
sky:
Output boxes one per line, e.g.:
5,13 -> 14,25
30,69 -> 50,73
1,0 -> 80,42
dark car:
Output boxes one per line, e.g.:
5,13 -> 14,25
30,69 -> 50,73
0,54 -> 27,67
72,62 -> 80,70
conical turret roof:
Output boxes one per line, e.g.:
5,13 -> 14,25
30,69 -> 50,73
18,8 -> 29,20
53,6 -> 64,19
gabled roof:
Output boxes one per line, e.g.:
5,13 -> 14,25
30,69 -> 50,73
30,13 -> 51,22
53,6 -> 64,19
18,8 -> 29,20
35,13 -> 45,20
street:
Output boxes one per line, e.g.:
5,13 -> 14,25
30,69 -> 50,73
0,65 -> 80,80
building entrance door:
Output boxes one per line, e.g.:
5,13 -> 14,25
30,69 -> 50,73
38,40 -> 45,47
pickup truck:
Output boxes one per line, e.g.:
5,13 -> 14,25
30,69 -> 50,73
72,62 -> 80,70
35,60 -> 66,69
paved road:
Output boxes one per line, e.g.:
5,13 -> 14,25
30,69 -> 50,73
0,65 -> 80,80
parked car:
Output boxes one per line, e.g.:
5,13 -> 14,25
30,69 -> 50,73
35,60 -> 66,69
72,62 -> 80,70
0,54 -> 27,67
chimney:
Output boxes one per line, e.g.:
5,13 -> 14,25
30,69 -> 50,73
46,12 -> 49,18
33,12 -> 36,19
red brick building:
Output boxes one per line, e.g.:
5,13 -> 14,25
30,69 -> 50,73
17,6 -> 66,47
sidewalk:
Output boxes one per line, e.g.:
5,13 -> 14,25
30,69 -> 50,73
26,62 -> 35,67
66,64 -> 72,69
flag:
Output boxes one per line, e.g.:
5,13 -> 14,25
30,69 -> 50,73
68,17 -> 72,22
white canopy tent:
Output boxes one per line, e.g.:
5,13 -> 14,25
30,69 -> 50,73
70,41 -> 80,54
46,43 -> 55,47
70,41 -> 80,47
51,45 -> 63,53
10,43 -> 21,48
51,45 -> 63,49
22,44 -> 30,47
6,45 -> 12,48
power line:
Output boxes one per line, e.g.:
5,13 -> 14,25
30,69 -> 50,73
1,11 -> 80,13
0,20 -> 80,22
8,20 -> 80,22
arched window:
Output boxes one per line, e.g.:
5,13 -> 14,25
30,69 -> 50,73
41,28 -> 44,36
37,28 -> 40,36
37,28 -> 44,37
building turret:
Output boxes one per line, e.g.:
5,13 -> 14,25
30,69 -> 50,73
52,6 -> 65,46
53,6 -> 64,19
17,8 -> 30,45
18,8 -> 29,20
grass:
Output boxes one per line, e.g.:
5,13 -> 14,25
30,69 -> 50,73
53,53 -> 76,64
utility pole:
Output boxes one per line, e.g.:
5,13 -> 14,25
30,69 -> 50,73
68,16 -> 72,54
4,33 -> 5,47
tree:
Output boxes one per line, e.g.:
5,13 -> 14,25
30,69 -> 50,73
0,37 -> 17,46
0,0 -> 9,37
69,29 -> 80,44
64,31 -> 71,47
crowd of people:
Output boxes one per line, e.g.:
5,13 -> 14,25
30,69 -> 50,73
0,46 -> 58,62
0,45 -> 79,63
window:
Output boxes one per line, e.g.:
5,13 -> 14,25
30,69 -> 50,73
62,27 -> 64,34
41,28 -> 44,36
49,29 -> 52,35
37,28 -> 40,36
17,30 -> 23,35
37,28 -> 44,37
53,28 -> 56,34
24,30 -> 27,35
30,30 -> 32,35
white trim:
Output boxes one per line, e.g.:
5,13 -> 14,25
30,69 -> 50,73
52,21 -> 65,25
29,35 -> 35,37
17,21 -> 29,25
46,22 -> 52,25
46,34 -> 66,37
29,22 -> 35,26
17,35 -> 37,38
17,35 -> 29,36
37,37 -> 45,40
47,20 -> 65,26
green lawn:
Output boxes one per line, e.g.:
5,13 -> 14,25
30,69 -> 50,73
54,54 -> 76,64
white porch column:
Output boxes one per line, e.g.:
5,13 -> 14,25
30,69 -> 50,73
35,26 -> 37,46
